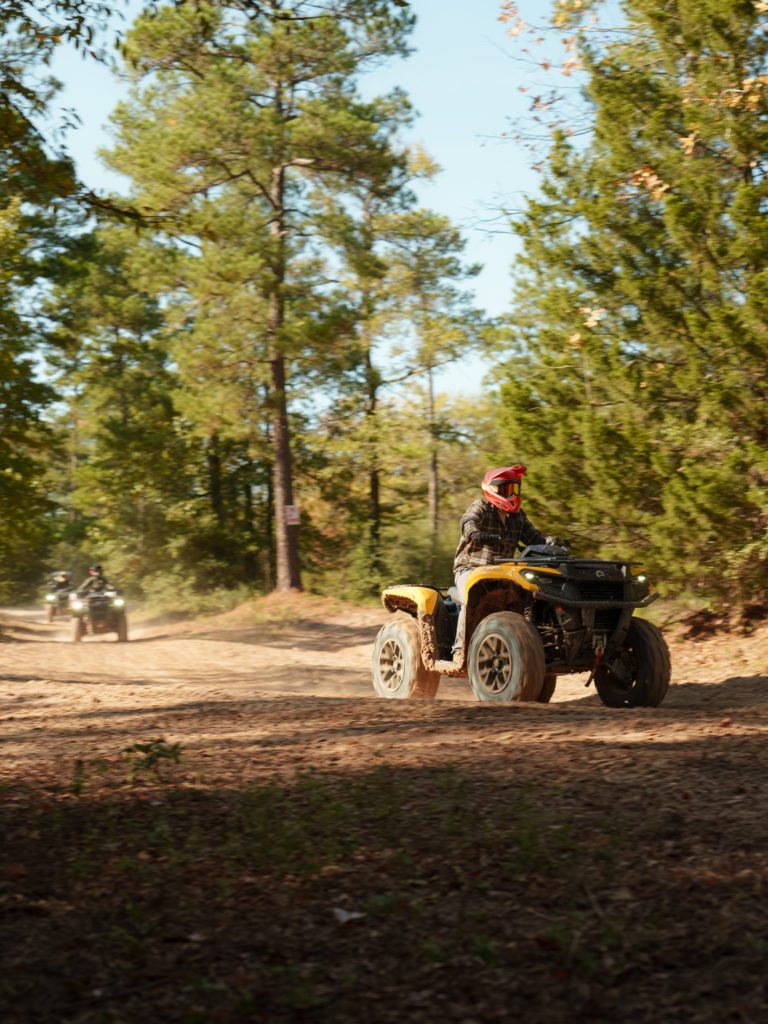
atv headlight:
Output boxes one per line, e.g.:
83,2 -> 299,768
112,597 -> 124,607
71,600 -> 84,611
630,574 -> 650,598
46,593 -> 56,601
520,570 -> 563,590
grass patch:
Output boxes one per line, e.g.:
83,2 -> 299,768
3,765 -> 768,1023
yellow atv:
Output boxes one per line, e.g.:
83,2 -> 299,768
372,544 -> 670,707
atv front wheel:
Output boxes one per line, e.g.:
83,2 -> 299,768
538,673 -> 557,704
595,618 -> 670,708
467,611 -> 545,702
372,613 -> 440,699
72,617 -> 86,642
116,613 -> 129,643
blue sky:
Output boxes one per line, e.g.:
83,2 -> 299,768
49,0 -> 546,393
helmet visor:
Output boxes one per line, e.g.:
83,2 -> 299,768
492,479 -> 521,499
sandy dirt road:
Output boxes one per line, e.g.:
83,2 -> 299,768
2,595 -> 767,779
2,596 -> 768,1023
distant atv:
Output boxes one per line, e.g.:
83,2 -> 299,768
44,588 -> 72,623
372,544 -> 670,708
71,588 -> 129,643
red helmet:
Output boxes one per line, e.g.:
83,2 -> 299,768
482,464 -> 526,514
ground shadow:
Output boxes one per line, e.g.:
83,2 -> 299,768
1,756 -> 767,1024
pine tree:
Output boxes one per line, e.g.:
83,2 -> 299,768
0,198 -> 56,599
384,210 -> 486,574
0,62 -> 82,597
496,0 -> 768,608
103,0 -> 414,591
43,227 -> 196,588
306,155 -> 488,589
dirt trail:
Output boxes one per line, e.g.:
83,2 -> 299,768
3,596 -> 768,1023
1,595 -> 767,777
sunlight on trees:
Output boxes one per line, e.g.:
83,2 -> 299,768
1,0 -> 765,613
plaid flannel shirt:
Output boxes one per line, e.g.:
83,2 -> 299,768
453,499 -> 547,574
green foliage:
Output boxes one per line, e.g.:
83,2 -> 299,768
43,225 -> 272,597
0,1 -> 117,599
0,195 -> 60,600
298,388 -> 493,597
0,1 -> 115,209
0,0 -> 499,605
102,0 -> 416,591
122,737 -> 183,782
493,0 -> 768,608
31,0 -> 491,603
137,572 -> 253,616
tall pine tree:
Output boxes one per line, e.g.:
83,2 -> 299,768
104,0 -> 414,591
495,0 -> 768,609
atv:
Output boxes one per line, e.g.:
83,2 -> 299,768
44,587 -> 73,623
372,543 -> 670,707
70,588 -> 129,642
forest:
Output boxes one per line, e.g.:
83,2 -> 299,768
1,0 -> 766,616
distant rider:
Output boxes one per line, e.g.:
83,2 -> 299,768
77,565 -> 112,597
453,465 -> 550,604
52,571 -> 73,594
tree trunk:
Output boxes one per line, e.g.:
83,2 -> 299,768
364,344 -> 381,569
427,364 -> 439,572
267,163 -> 301,591
241,463 -> 258,583
263,456 -> 274,593
207,433 -> 224,525
270,346 -> 301,590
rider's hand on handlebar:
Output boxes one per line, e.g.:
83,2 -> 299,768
545,535 -> 570,550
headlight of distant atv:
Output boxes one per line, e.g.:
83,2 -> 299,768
71,600 -> 84,611
45,593 -> 56,601
112,597 -> 124,607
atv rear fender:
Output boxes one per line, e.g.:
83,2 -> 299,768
381,586 -> 466,677
382,585 -> 441,617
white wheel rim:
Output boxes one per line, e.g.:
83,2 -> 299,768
475,634 -> 513,694
379,638 -> 405,692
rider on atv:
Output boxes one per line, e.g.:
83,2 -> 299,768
51,570 -> 73,593
454,465 -> 562,601
373,462 -> 668,707
76,565 -> 112,597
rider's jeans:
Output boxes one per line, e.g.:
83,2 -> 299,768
454,567 -> 474,604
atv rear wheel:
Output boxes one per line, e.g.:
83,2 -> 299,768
595,618 -> 670,708
372,613 -> 440,699
467,611 -> 545,702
